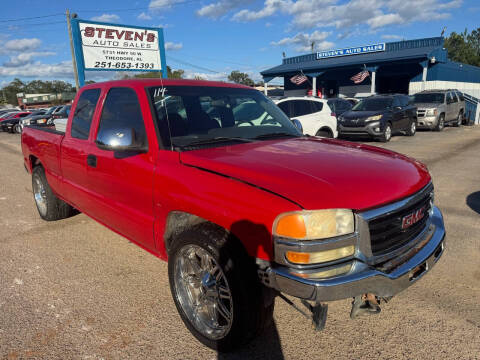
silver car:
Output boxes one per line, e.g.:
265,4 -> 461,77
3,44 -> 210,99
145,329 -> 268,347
413,90 -> 465,131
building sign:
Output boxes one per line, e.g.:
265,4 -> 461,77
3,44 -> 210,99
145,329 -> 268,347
316,43 -> 385,60
70,18 -> 168,86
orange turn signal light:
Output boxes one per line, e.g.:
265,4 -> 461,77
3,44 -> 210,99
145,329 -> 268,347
286,251 -> 310,264
275,214 -> 306,239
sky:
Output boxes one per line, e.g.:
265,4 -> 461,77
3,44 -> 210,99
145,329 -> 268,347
0,0 -> 478,87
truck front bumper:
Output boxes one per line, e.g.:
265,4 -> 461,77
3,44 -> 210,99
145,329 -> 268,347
417,115 -> 439,129
265,207 -> 445,302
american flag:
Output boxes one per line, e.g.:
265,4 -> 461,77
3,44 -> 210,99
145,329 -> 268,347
350,70 -> 370,84
290,74 -> 308,85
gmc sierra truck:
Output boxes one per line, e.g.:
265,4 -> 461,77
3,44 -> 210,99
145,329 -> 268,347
21,79 -> 446,352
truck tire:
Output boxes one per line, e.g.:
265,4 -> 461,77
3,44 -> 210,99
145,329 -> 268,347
435,114 -> 445,131
406,119 -> 416,136
32,166 -> 76,221
378,123 -> 392,142
168,223 -> 274,352
454,111 -> 462,127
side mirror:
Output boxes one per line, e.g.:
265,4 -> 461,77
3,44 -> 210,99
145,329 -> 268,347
96,127 -> 147,152
291,119 -> 303,133
394,106 -> 402,111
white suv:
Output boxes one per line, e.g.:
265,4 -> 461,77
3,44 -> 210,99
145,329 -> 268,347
275,97 -> 338,138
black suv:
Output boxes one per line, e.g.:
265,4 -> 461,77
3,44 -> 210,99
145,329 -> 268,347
337,94 -> 417,142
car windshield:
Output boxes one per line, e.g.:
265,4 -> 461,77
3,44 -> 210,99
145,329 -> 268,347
352,98 -> 393,111
413,93 -> 445,103
45,107 -> 57,114
148,86 -> 300,150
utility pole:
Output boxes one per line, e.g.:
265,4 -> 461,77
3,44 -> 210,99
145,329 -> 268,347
66,9 -> 80,91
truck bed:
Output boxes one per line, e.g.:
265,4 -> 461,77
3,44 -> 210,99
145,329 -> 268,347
21,125 -> 65,193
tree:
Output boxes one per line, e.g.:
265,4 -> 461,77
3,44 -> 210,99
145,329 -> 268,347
228,71 -> 254,86
0,78 -> 75,105
444,28 -> 480,67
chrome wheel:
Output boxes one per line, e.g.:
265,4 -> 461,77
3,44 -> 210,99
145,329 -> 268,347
384,125 -> 392,141
174,244 -> 233,340
439,118 -> 444,130
33,173 -> 47,216
411,121 -> 416,134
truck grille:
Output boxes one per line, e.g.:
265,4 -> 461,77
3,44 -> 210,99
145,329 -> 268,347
417,110 -> 426,118
368,184 -> 434,256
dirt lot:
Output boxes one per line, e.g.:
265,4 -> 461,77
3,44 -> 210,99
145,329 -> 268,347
0,127 -> 479,359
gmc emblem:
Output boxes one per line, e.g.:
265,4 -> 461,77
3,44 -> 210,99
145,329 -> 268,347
402,207 -> 425,229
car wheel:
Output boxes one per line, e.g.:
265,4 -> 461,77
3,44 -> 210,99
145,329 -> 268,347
14,124 -> 22,134
168,223 -> 274,352
32,166 -> 77,221
315,129 -> 333,138
379,123 -> 392,142
454,112 -> 462,127
406,119 -> 416,136
435,115 -> 445,132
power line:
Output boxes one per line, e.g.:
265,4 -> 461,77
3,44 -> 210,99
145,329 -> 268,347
167,55 -> 221,74
0,13 -> 63,23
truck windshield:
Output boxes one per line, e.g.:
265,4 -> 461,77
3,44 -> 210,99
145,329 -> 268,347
351,98 -> 393,111
148,86 -> 300,149
413,93 -> 445,103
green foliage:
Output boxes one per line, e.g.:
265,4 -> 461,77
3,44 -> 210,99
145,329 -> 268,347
228,71 -> 254,86
444,28 -> 480,67
0,78 -> 75,106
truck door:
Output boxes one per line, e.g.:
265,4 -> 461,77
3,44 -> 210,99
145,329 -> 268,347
86,87 -> 156,251
446,92 -> 455,121
61,88 -> 102,211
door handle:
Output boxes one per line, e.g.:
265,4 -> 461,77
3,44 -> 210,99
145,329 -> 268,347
87,154 -> 97,168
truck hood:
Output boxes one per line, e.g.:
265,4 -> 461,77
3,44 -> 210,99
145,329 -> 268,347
180,137 -> 431,211
341,110 -> 384,119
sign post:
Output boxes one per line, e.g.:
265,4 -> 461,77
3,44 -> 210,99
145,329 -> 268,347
69,18 -> 168,87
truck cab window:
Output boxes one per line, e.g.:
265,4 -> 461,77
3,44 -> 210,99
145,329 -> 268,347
71,89 -> 101,140
96,87 -> 147,147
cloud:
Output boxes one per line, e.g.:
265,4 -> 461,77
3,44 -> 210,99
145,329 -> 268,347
381,34 -> 403,40
149,0 -> 185,12
271,30 -> 333,52
367,13 -> 403,29
197,0 -> 253,19
0,38 -> 42,54
0,61 -> 74,78
228,0 -> 462,31
165,42 -> 183,50
137,12 -> 152,20
152,23 -> 171,28
91,14 -> 120,22
3,51 -> 56,68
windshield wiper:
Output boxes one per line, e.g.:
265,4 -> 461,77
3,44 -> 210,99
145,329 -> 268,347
253,132 -> 299,140
176,136 -> 255,149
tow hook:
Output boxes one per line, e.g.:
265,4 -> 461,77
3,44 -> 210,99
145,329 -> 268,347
278,293 -> 328,331
350,293 -> 389,319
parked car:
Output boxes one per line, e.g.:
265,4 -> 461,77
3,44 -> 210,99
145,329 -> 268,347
327,98 -> 354,117
0,109 -> 19,118
20,106 -> 61,129
338,94 -> 417,142
14,109 -> 47,133
51,105 -> 71,120
22,79 -> 445,352
412,90 -> 465,131
0,112 -> 32,132
275,97 -> 338,137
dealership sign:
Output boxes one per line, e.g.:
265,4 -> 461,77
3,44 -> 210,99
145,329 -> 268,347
71,18 -> 167,86
316,43 -> 385,60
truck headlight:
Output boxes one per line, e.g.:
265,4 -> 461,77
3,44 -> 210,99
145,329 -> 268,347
365,115 -> 382,122
273,209 -> 355,240
426,109 -> 438,116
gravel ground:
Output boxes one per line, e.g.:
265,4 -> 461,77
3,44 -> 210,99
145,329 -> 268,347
0,127 -> 479,360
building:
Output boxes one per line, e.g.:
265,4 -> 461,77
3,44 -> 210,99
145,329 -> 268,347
261,37 -> 480,101
16,92 -> 76,109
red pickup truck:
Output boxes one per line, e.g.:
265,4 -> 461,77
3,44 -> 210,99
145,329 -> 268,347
22,79 -> 445,351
